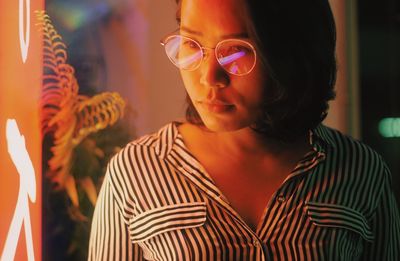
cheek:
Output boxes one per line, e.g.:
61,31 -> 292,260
244,66 -> 267,103
235,74 -> 266,106
180,71 -> 200,98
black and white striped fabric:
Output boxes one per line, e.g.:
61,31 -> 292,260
88,122 -> 400,260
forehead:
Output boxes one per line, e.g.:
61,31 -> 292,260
180,0 -> 249,38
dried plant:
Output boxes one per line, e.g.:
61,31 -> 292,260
36,10 -> 126,220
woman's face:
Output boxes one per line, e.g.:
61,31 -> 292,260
180,0 -> 267,132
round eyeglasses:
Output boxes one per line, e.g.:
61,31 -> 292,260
160,34 -> 257,76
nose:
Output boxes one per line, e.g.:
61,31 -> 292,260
199,50 -> 230,88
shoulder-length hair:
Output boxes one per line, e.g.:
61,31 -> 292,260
175,0 -> 337,142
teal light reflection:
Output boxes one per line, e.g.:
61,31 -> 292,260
378,118 -> 400,138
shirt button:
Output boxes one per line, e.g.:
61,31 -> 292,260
253,238 -> 260,247
277,195 -> 286,203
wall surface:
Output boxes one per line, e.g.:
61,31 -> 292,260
0,0 -> 44,260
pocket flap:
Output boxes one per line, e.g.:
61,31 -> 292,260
129,202 -> 207,242
304,201 -> 373,241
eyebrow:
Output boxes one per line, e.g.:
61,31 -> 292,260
180,26 -> 249,39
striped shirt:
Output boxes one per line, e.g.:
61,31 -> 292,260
88,122 -> 400,260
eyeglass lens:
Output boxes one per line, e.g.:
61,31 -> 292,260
163,35 -> 256,76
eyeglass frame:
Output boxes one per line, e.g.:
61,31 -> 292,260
160,33 -> 258,76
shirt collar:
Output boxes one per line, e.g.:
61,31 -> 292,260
160,121 -> 329,183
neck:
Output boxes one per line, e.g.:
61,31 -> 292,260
200,126 -> 311,160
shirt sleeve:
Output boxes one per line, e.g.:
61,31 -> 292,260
88,171 -> 144,261
362,165 -> 400,260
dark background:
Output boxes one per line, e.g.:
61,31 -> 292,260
358,0 -> 400,204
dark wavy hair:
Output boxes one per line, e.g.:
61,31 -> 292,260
175,0 -> 337,142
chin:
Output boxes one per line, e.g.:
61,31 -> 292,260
194,104 -> 258,133
200,115 -> 251,133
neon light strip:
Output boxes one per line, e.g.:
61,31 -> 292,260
1,119 -> 36,261
19,0 -> 30,63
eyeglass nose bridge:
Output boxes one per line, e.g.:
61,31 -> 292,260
199,46 -> 218,60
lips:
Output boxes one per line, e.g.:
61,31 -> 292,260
197,100 -> 235,113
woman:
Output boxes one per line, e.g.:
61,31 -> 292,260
89,0 -> 400,260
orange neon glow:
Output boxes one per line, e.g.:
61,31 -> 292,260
0,0 -> 43,260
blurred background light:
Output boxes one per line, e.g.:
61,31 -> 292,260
379,117 -> 400,138
49,1 -> 111,31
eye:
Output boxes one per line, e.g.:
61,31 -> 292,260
228,45 -> 250,54
182,39 -> 198,49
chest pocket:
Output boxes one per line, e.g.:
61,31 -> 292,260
304,201 -> 374,242
129,202 -> 207,243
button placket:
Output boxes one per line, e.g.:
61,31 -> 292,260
252,237 -> 260,247
253,237 -> 266,260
